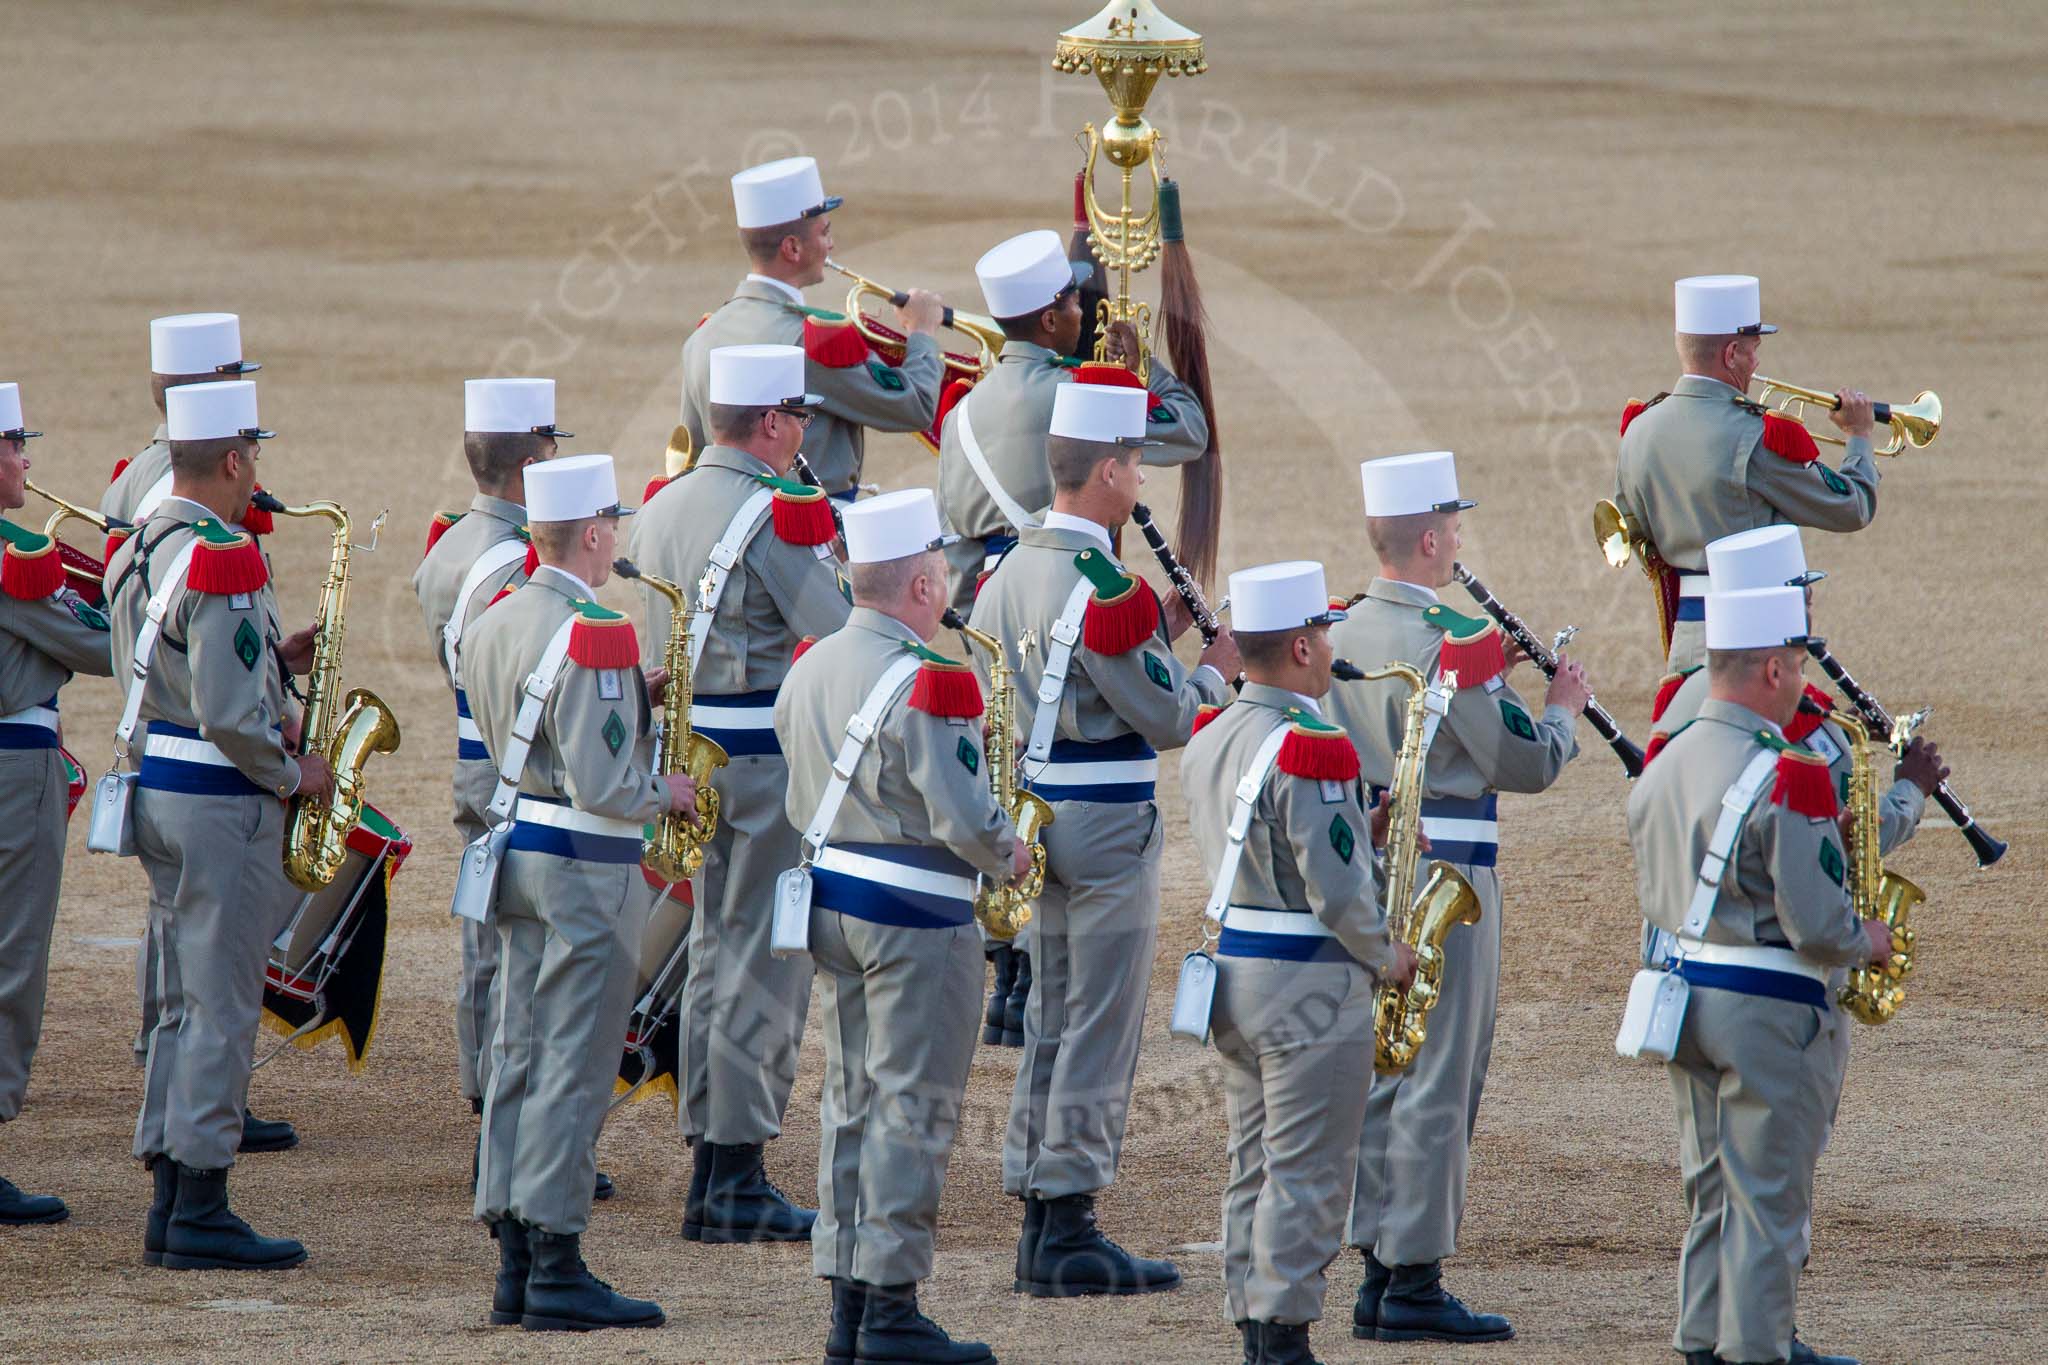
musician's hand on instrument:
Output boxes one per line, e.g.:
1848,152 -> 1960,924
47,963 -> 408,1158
1543,653 -> 1592,715
644,667 -> 670,707
895,289 -> 944,337
1385,942 -> 1419,992
1103,321 -> 1142,371
1863,918 -> 1898,967
278,624 -> 319,675
292,753 -> 335,803
662,772 -> 698,814
1366,790 -> 1422,851
1831,389 -> 1876,439
1895,736 -> 1949,796
1502,637 -> 1530,674
1007,839 -> 1033,885
1198,628 -> 1242,685
1160,589 -> 1195,644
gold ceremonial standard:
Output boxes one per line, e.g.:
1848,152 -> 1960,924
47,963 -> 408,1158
945,610 -> 1051,942
1752,375 -> 1942,457
825,258 -> 1004,383
1834,709 -> 1927,1025
272,498 -> 402,893
613,558 -> 728,883
1053,0 -> 1207,379
1362,662 -> 1481,1075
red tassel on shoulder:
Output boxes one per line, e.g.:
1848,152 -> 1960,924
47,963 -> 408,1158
488,584 -> 515,608
424,511 -> 459,556
791,635 -> 818,664
1761,411 -> 1820,464
240,486 -> 275,536
1074,361 -> 1143,390
1190,703 -> 1226,736
1082,581 -> 1161,655
1437,623 -> 1506,691
522,540 -> 540,579
110,457 -> 131,485
643,475 -> 671,505
909,658 -> 985,719
1643,731 -> 1671,766
0,531 -> 66,600
1277,723 -> 1361,783
929,375 -> 975,454
1650,669 -> 1693,725
803,313 -> 869,369
1770,747 -> 1839,819
186,535 -> 268,594
105,525 -> 135,568
1785,684 -> 1835,743
1620,400 -> 1648,436
567,606 -> 640,669
771,486 -> 837,547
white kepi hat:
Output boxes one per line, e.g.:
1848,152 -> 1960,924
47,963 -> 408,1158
465,378 -> 571,437
1359,451 -> 1477,518
1049,382 -> 1156,447
1704,585 -> 1812,650
0,383 -> 39,440
1229,560 -> 1346,632
1705,525 -> 1824,592
150,312 -> 260,376
526,453 -> 633,523
841,487 -> 959,565
731,156 -> 842,230
1674,275 -> 1777,336
709,344 -> 822,410
976,229 -> 1092,320
166,380 -> 274,442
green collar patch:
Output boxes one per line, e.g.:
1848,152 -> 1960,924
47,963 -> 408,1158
0,518 -> 52,552
1421,603 -> 1493,642
572,598 -> 628,623
1283,705 -> 1344,735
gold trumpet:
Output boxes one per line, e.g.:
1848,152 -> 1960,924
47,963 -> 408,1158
1752,375 -> 1941,457
825,258 -> 1004,382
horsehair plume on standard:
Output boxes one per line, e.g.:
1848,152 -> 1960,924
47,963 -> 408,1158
1156,177 -> 1222,590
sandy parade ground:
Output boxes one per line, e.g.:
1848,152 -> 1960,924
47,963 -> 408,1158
3,1 -> 2046,1361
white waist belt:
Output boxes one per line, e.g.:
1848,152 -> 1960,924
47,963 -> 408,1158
1420,815 -> 1498,844
1678,574 -> 1710,598
513,796 -> 643,841
1223,906 -> 1336,938
689,701 -> 776,729
0,705 -> 58,732
1032,756 -> 1160,786
814,845 -> 978,903
1677,938 -> 1827,983
456,715 -> 483,743
144,732 -> 235,767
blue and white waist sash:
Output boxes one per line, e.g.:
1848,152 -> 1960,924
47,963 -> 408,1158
1366,788 -> 1500,867
1216,904 -> 1354,965
454,687 -> 488,762
0,695 -> 59,751
1675,571 -> 1709,621
1666,938 -> 1828,1009
1026,732 -> 1158,804
505,793 -> 644,865
690,689 -> 780,758
812,840 -> 978,930
137,720 -> 270,797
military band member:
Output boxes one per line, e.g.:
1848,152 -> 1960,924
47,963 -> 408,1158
101,312 -> 263,528
972,380 -> 1238,1297
411,378 -> 560,1130
934,229 -> 1208,610
629,342 -> 851,1244
0,384 -> 115,1225
680,156 -> 943,497
775,488 -> 1026,1365
1182,560 -> 1419,1365
1330,451 -> 1587,1343
1614,275 -> 1881,668
106,380 -> 329,1269
462,454 -> 691,1332
1628,585 -> 1893,1365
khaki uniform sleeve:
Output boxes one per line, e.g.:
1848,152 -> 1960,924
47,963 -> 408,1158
547,662 -> 667,823
1750,799 -> 1869,966
4,593 -> 114,678
1137,357 -> 1211,468
812,332 -> 942,435
896,706 -> 1015,880
1075,631 -> 1228,752
1876,776 -> 1926,855
1746,432 -> 1878,532
183,590 -> 298,798
1441,676 -> 1578,794
1271,771 -> 1391,976
758,536 -> 854,642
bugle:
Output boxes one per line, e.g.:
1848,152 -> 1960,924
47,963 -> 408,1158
26,479 -> 126,594
825,258 -> 1004,381
1752,375 -> 1941,457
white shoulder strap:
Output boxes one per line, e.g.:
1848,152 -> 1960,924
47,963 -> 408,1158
1204,720 -> 1293,923
1022,577 -> 1098,774
442,535 -> 528,683
1678,746 -> 1781,941
481,616 -> 580,826
112,540 -> 201,760
690,486 -> 777,672
956,392 -> 1042,534
134,470 -> 175,522
799,653 -> 923,863
1418,668 -> 1455,758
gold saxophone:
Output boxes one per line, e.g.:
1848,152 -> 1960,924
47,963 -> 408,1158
1833,709 -> 1927,1025
612,558 -> 727,881
272,498 -> 402,893
943,609 -> 1052,942
1365,662 -> 1482,1076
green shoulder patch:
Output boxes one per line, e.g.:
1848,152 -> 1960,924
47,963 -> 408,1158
1329,812 -> 1356,865
1818,465 -> 1851,496
1143,651 -> 1172,690
1421,603 -> 1494,642
1147,402 -> 1176,425
907,641 -> 968,667
1753,729 -> 1814,758
1818,837 -> 1845,886
1283,705 -> 1345,735
573,598 -> 628,624
956,735 -> 980,775
1500,697 -> 1537,740
794,305 -> 849,322
66,598 -> 110,631
867,359 -> 907,392
601,709 -> 627,756
232,617 -> 262,671
191,517 -> 247,548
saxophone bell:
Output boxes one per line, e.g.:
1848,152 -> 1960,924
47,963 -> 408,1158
946,610 -> 1049,942
614,557 -> 728,883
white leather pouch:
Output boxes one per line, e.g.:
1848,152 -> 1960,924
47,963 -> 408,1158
86,769 -> 137,857
1615,967 -> 1690,1061
1169,950 -> 1219,1045
450,826 -> 510,924
770,866 -> 814,959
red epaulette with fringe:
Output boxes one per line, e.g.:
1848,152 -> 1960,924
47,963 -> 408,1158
240,486 -> 275,537
1785,684 -> 1836,744
791,635 -> 818,664
1650,666 -> 1700,724
801,309 -> 868,369
906,644 -> 983,719
488,584 -> 516,608
105,524 -> 136,570
928,375 -> 975,455
1275,709 -> 1361,782
109,457 -> 131,485
1073,548 -> 1160,655
1074,360 -> 1143,389
521,538 -> 540,579
0,520 -> 66,600
1643,730 -> 1671,766
643,476 -> 671,505
185,519 -> 268,595
1191,702 -> 1226,736
1421,604 -> 1506,689
1758,730 -> 1838,819
757,473 -> 836,547
567,600 -> 638,668
424,510 -> 461,557
1760,411 -> 1820,464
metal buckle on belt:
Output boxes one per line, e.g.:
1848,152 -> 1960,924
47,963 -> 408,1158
709,543 -> 740,571
1050,617 -> 1080,647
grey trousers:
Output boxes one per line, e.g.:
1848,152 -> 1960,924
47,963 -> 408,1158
1668,986 -> 1834,1363
452,755 -> 502,1103
476,849 -> 649,1236
678,752 -> 812,1145
1214,955 -> 1376,1326
132,789 -> 296,1169
1348,861 -> 1501,1266
1003,799 -> 1162,1200
809,905 -> 981,1285
0,749 -> 66,1122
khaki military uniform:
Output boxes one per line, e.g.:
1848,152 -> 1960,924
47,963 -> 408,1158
1614,376 -> 1878,668
679,279 -> 942,496
970,521 -> 1227,1199
775,607 -> 1016,1285
626,447 -> 851,1147
0,564 -> 114,1124
1327,579 -> 1578,1267
108,499 -> 303,1170
412,492 -> 531,1102
933,341 -> 1209,609
1628,698 -> 1874,1363
1183,684 -> 1394,1327
463,566 -> 666,1235
100,426 -> 173,527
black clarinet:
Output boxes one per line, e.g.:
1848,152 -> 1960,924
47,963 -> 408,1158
791,451 -> 846,540
1451,563 -> 1645,778
1806,640 -> 2006,867
1130,502 -> 1219,644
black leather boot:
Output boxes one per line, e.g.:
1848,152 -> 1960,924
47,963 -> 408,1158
1374,1261 -> 1513,1343
0,1174 -> 66,1226
520,1228 -> 664,1331
1019,1192 -> 1180,1297
825,1276 -> 866,1364
982,946 -> 1016,1046
143,1156 -> 177,1264
1681,1351 -> 1718,1365
854,1281 -> 993,1363
1350,1249 -> 1390,1339
1789,1335 -> 1860,1365
680,1137 -> 712,1240
1001,952 -> 1031,1048
237,1109 -> 298,1154
697,1141 -> 814,1243
1235,1319 -> 1258,1365
490,1219 -> 530,1326
1009,1196 -> 1045,1293
161,1164 -> 307,1270
1258,1322 -> 1322,1365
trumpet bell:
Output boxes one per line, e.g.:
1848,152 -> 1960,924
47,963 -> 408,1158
1592,498 -> 1635,570
1888,391 -> 1941,452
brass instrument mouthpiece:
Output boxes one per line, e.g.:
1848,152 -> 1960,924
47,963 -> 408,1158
251,489 -> 286,514
612,557 -> 642,579
941,608 -> 968,630
1331,659 -> 1366,682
